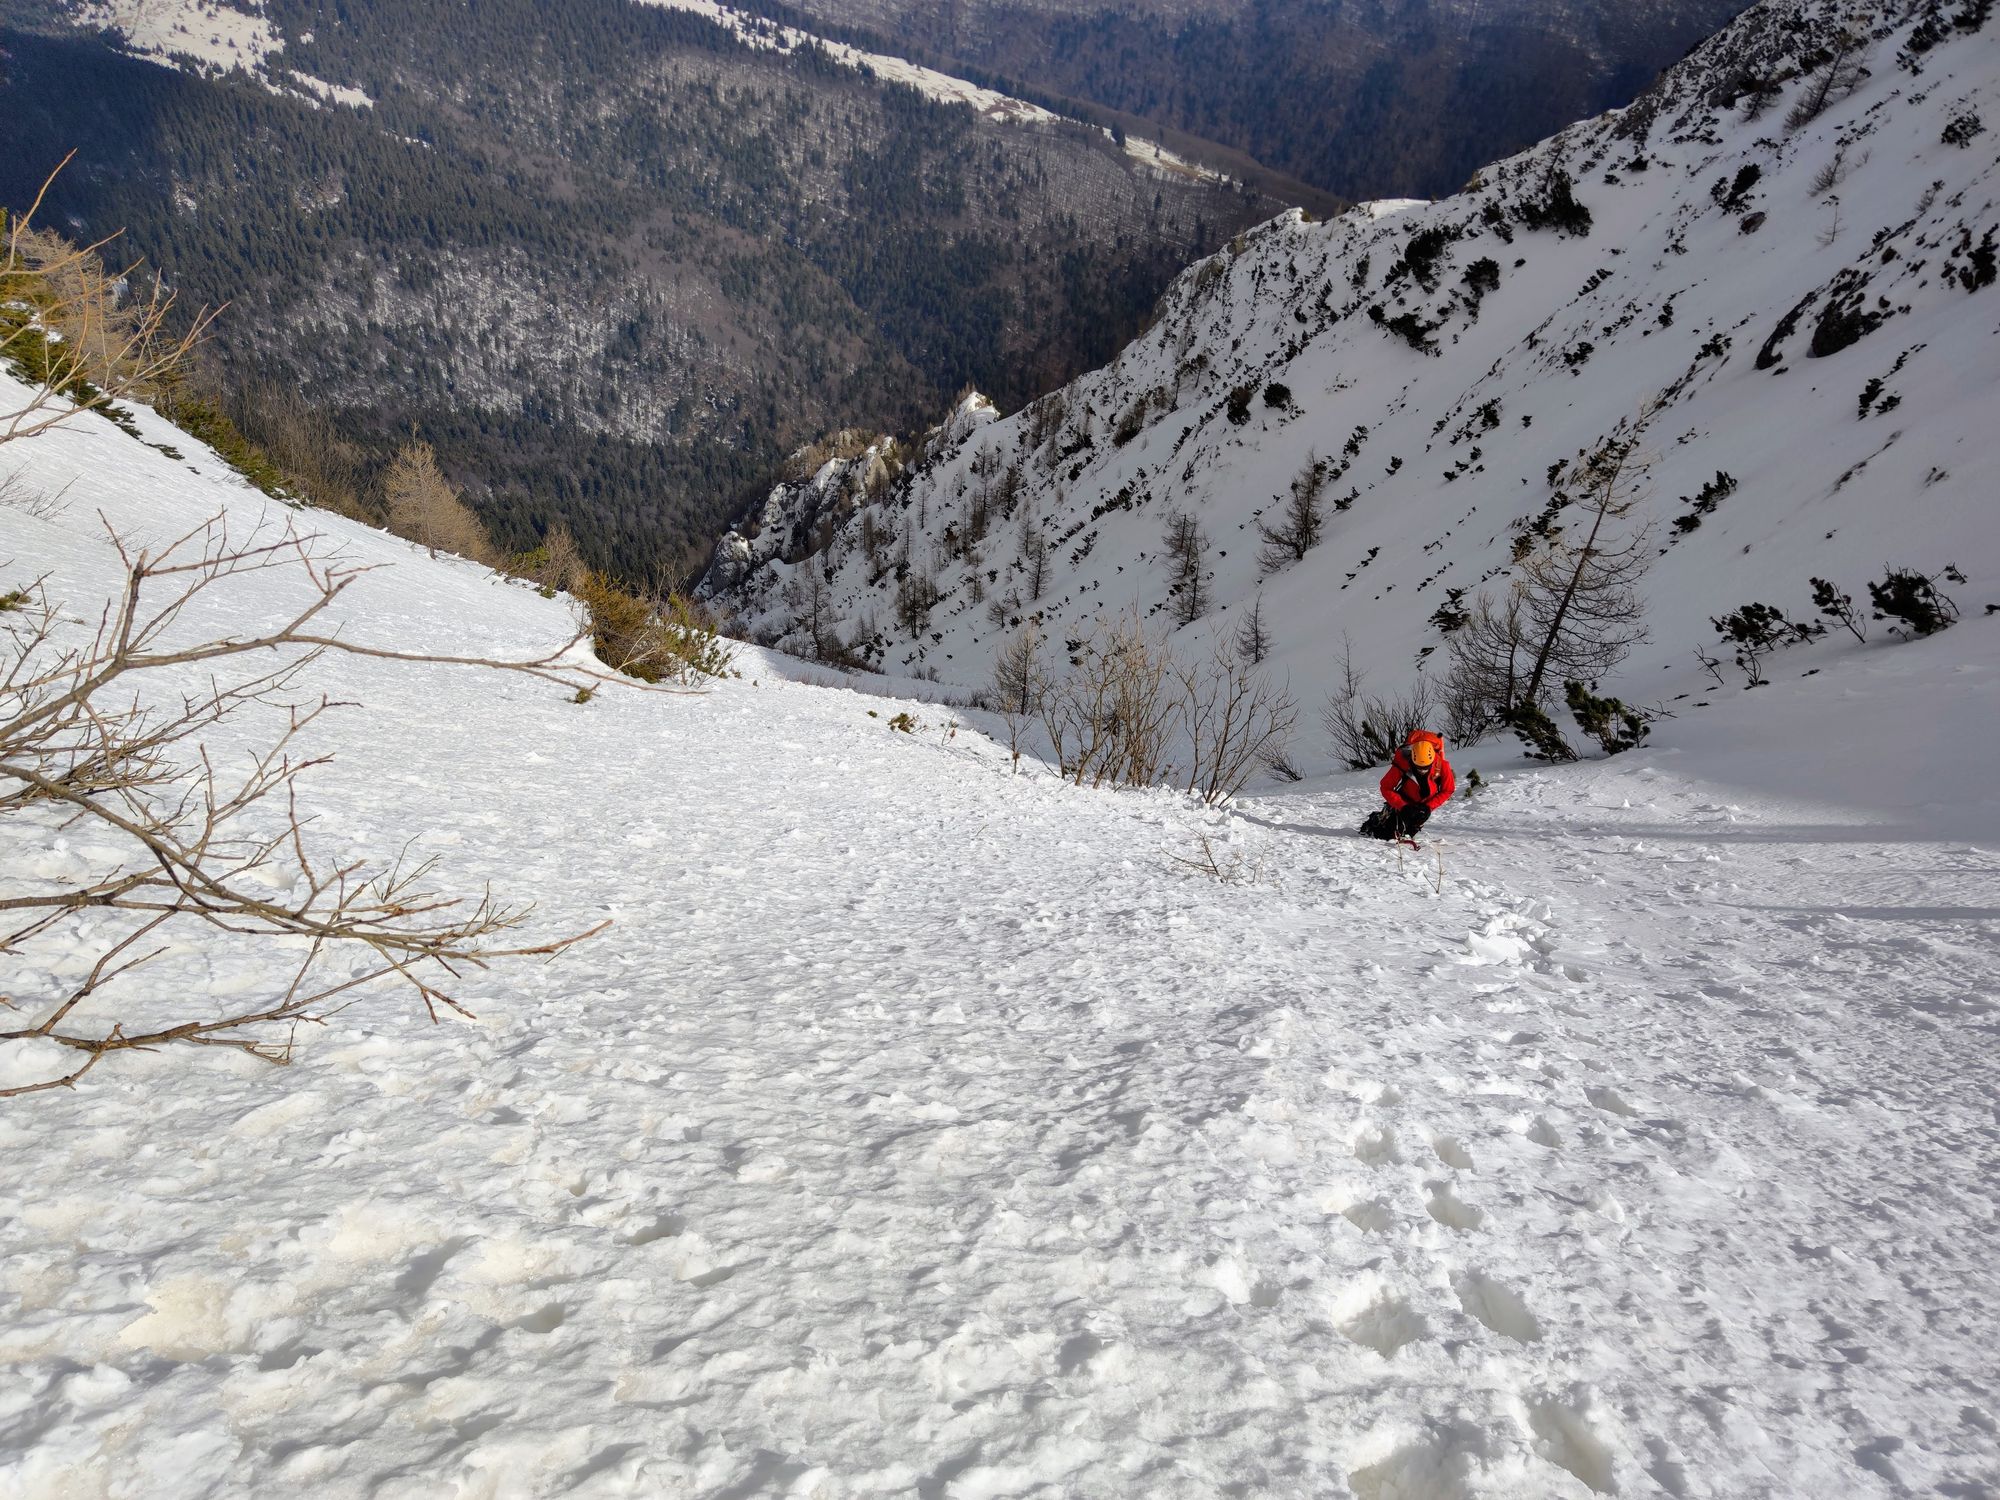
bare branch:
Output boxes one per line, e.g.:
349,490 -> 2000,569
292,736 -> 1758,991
0,511 -> 616,1092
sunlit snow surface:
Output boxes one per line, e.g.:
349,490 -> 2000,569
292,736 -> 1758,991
73,0 -> 282,73
71,0 -> 375,107
2,381 -> 1997,1497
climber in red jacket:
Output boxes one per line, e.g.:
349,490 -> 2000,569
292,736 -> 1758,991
1360,729 -> 1455,841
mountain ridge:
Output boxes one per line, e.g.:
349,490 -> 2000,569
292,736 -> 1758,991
745,0 -> 1759,199
702,0 -> 1999,753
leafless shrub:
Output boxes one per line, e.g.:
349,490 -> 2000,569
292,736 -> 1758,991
1443,592 -> 1532,733
1178,646 -> 1297,804
0,515 -> 620,1096
2,155 -> 218,449
993,622 -> 1045,771
1263,746 -> 1305,783
1043,610 -> 1181,790
993,622 -> 1043,716
1028,613 -> 1295,804
1168,830 -> 1264,884
230,382 -> 371,519
537,525 -> 585,596
1321,638 -> 1440,769
0,466 -> 75,521
1438,651 -> 1501,746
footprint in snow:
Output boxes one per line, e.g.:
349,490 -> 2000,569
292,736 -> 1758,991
1453,1271 -> 1542,1343
1431,1133 -> 1475,1170
1351,1123 -> 1401,1165
1585,1086 -> 1638,1118
509,1303 -> 567,1335
619,1213 -> 687,1246
1334,1195 -> 1395,1234
1426,1183 -> 1485,1232
1346,1428 -> 1485,1500
1331,1274 -> 1431,1358
1525,1395 -> 1620,1495
1519,1116 -> 1562,1149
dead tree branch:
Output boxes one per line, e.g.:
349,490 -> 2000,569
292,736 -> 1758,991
1,513 -> 615,1095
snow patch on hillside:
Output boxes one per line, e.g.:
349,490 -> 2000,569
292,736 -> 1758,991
283,69 -> 375,110
75,0 -> 280,73
1358,197 -> 1430,219
637,0 -> 1060,122
635,0 -> 1230,179
71,0 -> 373,107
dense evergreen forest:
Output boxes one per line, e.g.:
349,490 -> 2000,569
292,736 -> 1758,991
0,0 -> 1278,579
746,0 -> 1752,201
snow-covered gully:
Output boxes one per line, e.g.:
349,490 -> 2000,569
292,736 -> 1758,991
3,405 -> 1996,1498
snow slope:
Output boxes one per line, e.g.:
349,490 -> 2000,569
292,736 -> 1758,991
5,374 -> 2000,1497
705,0 -> 2000,809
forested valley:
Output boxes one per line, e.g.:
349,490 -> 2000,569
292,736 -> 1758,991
0,0 -> 1282,579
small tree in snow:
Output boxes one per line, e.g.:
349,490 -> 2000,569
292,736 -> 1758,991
1163,509 -> 1208,625
782,565 -> 836,660
384,440 -> 491,564
1235,593 -> 1272,665
1020,522 -> 1050,600
1511,417 -> 1658,710
1258,454 -> 1328,572
1787,34 -> 1869,131
993,623 -> 1042,716
1869,565 -> 1962,638
1712,602 -> 1822,686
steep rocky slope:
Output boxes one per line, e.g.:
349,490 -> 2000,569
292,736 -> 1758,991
707,0 -> 1999,744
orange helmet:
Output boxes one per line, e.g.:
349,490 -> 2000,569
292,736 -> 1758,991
1407,729 -> 1444,768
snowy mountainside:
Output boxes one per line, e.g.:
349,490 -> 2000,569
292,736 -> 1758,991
707,0 -> 2000,748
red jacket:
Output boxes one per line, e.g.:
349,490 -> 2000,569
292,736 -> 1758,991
1380,744 -> 1455,810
